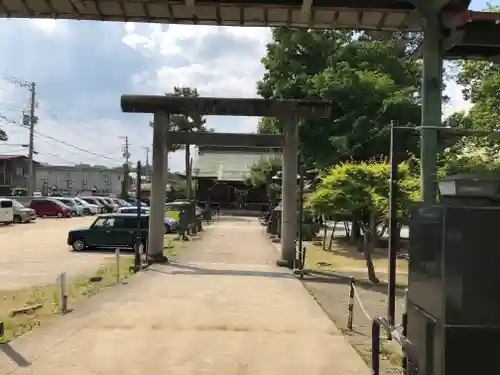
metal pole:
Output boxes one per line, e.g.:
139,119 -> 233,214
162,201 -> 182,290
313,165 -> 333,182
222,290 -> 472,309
387,122 -> 399,329
135,161 -> 142,270
420,14 -> 443,203
27,82 -> 36,196
185,144 -> 192,200
347,277 -> 355,330
297,164 -> 305,269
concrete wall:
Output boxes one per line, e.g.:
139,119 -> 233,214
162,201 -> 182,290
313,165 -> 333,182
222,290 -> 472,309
35,165 -> 123,196
0,158 -> 29,188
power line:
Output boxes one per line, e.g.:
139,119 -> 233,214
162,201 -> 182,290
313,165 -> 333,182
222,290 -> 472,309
1,116 -> 122,163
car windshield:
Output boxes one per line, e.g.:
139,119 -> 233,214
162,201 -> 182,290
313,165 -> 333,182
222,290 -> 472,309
60,199 -> 75,206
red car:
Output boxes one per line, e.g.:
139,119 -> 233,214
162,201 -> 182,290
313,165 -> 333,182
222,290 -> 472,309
30,198 -> 72,218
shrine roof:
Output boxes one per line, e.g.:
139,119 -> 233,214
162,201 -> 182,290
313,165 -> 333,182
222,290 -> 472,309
0,0 -> 469,32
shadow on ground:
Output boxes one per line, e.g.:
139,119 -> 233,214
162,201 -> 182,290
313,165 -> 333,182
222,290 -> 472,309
149,262 -> 294,280
0,343 -> 31,367
304,269 -> 407,298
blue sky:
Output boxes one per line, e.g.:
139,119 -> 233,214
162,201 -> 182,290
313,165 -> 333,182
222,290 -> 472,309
0,0 -> 492,171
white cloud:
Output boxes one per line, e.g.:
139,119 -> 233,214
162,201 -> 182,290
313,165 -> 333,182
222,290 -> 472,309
0,19 -> 474,174
443,80 -> 472,118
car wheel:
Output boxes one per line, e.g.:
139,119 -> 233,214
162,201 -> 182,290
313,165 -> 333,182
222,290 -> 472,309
72,239 -> 86,251
164,224 -> 171,234
13,215 -> 22,224
71,211 -> 77,217
57,212 -> 63,218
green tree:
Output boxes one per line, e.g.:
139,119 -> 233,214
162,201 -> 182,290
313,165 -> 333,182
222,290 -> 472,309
257,28 -> 423,168
306,160 -> 419,282
0,128 -> 7,141
150,87 -> 208,199
246,155 -> 282,206
170,87 -> 207,200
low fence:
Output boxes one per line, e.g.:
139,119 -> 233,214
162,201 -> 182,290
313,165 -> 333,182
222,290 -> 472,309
346,278 -> 418,375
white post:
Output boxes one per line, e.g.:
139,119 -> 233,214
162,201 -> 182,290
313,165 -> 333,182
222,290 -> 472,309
58,272 -> 68,314
115,248 -> 120,284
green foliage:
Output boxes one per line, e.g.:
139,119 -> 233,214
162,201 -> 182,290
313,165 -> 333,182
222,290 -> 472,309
438,151 -> 500,180
0,128 -> 7,141
150,86 -> 209,153
247,155 -> 282,186
257,28 -> 423,168
306,161 -> 419,227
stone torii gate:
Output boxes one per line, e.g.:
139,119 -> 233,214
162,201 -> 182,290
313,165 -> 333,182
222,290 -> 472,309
121,95 -> 332,266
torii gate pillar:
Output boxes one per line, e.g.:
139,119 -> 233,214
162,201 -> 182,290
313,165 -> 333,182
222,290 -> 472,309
280,114 -> 299,267
148,111 -> 169,262
420,14 -> 444,203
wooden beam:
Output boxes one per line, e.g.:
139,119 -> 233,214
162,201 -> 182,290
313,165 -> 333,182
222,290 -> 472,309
166,131 -> 284,148
121,95 -> 332,118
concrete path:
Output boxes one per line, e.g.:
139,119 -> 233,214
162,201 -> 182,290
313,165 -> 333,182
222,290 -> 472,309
0,217 -> 369,375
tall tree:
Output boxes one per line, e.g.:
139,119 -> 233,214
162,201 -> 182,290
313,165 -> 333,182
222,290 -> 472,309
257,28 -> 423,168
167,87 -> 207,199
444,5 -> 500,163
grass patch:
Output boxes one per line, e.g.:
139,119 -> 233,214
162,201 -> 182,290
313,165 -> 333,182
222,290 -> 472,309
0,234 -> 185,343
304,240 -> 408,286
0,254 -> 135,343
305,241 -> 408,272
165,210 -> 180,220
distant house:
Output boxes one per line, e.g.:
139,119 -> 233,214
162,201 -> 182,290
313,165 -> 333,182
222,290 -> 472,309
35,165 -> 123,196
0,154 -> 123,196
192,146 -> 281,210
0,155 -> 43,196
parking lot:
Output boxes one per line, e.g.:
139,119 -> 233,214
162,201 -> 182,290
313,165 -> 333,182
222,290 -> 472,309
0,216 -> 116,290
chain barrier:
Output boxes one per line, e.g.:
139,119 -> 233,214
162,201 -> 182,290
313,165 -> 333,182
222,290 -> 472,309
347,278 -> 414,375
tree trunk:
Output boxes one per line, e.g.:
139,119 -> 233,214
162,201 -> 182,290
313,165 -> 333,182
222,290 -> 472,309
185,144 -> 192,199
364,208 -> 380,284
328,221 -> 336,251
322,218 -> 328,250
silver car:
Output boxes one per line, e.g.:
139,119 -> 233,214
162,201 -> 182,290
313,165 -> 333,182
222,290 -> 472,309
11,199 -> 37,223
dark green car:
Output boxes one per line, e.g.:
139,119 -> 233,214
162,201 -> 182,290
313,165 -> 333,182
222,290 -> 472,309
67,213 -> 148,251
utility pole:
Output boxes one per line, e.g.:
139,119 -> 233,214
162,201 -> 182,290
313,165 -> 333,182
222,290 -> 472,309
23,82 -> 37,196
120,136 -> 131,199
142,146 -> 150,181
1,75 -> 37,195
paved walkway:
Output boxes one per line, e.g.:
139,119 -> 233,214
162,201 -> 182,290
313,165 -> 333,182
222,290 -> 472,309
0,218 -> 369,375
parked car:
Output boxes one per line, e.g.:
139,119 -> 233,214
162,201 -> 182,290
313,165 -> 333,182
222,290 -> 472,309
116,206 -> 178,233
79,196 -> 106,213
94,197 -> 118,213
67,213 -> 149,251
110,197 -> 128,208
117,206 -> 150,215
0,198 -> 14,225
56,197 -> 87,216
30,198 -> 72,218
10,199 -> 36,223
126,198 -> 147,207
73,197 -> 99,215
118,199 -> 132,207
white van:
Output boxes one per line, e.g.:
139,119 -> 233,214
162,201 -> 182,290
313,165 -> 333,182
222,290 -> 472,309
0,198 -> 14,225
